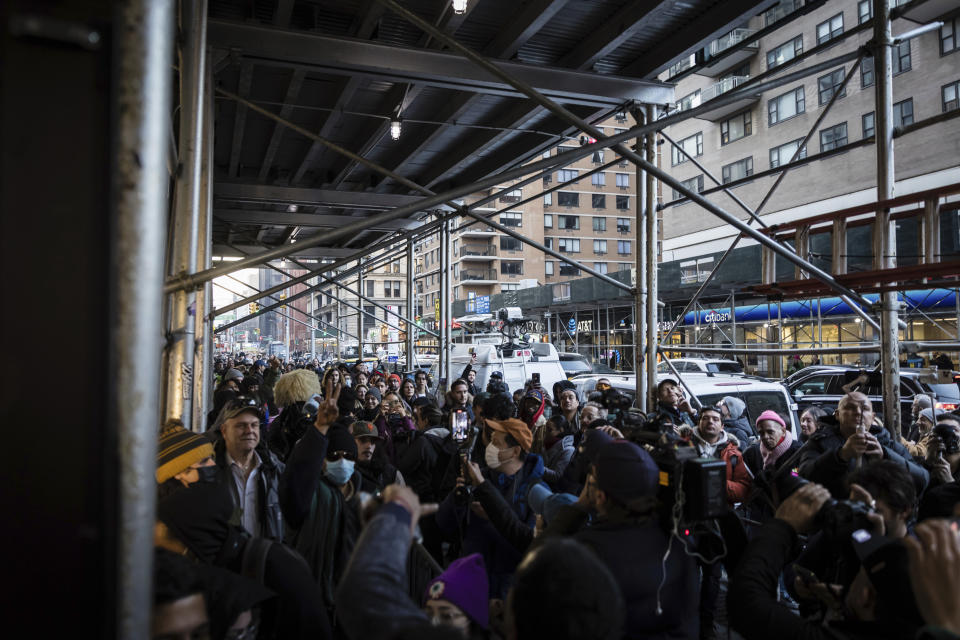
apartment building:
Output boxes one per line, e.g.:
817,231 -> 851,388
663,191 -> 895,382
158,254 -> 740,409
657,0 -> 960,293
417,114 -> 641,324
311,256 -> 409,355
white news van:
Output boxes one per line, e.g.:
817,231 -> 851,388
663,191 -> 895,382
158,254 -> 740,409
433,341 -> 568,395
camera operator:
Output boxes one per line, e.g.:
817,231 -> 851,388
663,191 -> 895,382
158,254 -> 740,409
798,392 -> 929,498
918,419 -> 960,520
435,414 -> 543,598
729,483 -> 927,640
655,379 -> 695,427
534,439 -> 700,639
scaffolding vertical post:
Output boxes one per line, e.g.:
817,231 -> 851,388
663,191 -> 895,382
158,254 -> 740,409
193,49 -> 214,430
444,219 -> 453,374
110,0 -> 175,635
357,261 -> 365,360
921,197 -> 940,264
634,110 -> 647,411
163,0 -> 207,430
832,219 -> 848,274
645,105 -> 658,411
335,295 -> 341,358
873,0 -> 902,437
406,238 -> 415,368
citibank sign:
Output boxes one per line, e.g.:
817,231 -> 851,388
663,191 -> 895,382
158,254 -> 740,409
703,310 -> 731,323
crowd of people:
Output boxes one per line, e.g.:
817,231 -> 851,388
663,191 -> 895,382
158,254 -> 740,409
152,351 -> 960,640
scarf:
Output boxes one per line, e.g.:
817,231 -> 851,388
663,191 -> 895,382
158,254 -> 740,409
761,429 -> 794,469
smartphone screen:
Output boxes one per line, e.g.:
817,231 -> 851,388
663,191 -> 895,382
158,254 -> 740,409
532,372 -> 541,387
453,410 -> 468,442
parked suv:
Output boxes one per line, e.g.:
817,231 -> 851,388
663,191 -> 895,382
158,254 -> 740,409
558,352 -> 618,379
786,365 -> 960,427
571,372 -> 799,442
655,358 -> 745,375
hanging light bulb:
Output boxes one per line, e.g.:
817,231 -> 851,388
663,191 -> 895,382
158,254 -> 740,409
390,117 -> 402,141
452,0 -> 468,14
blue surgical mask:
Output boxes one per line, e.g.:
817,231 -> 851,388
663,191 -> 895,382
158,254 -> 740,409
324,458 -> 355,485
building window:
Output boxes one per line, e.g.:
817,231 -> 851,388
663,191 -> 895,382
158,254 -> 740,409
818,68 -> 846,105
943,16 -> 958,54
501,261 -> 523,275
594,239 -> 608,254
383,281 -> 392,298
558,169 -> 578,183
616,218 -> 631,233
499,189 -> 521,203
861,56 -> 874,87
857,0 -> 871,24
672,175 -> 704,201
862,111 -> 875,138
501,283 -> 520,292
592,149 -> 605,163
500,212 -> 522,227
557,192 -> 579,207
615,173 -> 629,189
894,98 -> 914,128
552,282 -> 570,300
362,305 -> 376,331
944,81 -> 960,112
819,122 -> 848,152
769,138 -> 807,168
558,238 -> 580,253
721,110 -> 752,144
543,173 -> 552,185
615,110 -> 627,123
543,214 -> 553,228
680,257 -> 715,284
592,193 -> 606,208
768,87 -> 805,125
893,41 -> 911,74
721,157 -> 753,184
591,172 -> 606,186
671,132 -> 703,165
678,89 -> 701,111
544,238 -> 553,249
593,262 -> 608,274
543,192 -> 552,206
559,263 -> 580,276
366,281 -> 375,297
816,13 -> 843,45
500,236 -> 522,251
615,195 -> 630,210
768,35 -> 803,70
557,215 -> 580,230
617,240 -> 632,255
545,261 -> 554,276
593,217 -> 606,232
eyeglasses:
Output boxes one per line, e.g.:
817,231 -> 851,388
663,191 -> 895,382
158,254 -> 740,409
327,450 -> 357,462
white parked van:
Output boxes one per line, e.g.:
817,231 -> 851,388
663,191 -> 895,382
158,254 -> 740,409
431,341 -> 568,396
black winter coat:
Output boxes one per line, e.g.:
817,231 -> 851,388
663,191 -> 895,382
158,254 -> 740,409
729,518 -> 922,640
213,439 -> 286,542
539,505 -> 699,640
267,402 -> 311,463
392,430 -> 439,501
797,415 -> 929,497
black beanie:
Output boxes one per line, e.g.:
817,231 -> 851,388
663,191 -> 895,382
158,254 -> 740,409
337,386 -> 357,417
326,425 -> 358,458
157,481 -> 234,564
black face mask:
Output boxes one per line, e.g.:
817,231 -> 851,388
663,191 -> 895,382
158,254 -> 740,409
196,465 -> 219,483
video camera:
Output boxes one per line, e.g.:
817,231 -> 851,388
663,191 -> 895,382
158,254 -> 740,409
621,412 -> 728,524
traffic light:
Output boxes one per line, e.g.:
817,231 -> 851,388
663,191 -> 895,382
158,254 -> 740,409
248,303 -> 256,314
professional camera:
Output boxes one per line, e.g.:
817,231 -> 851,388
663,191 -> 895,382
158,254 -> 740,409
933,423 -> 960,455
758,464 -> 873,547
623,412 -> 728,524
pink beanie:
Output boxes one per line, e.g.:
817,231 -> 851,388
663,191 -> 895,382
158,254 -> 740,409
755,410 -> 786,430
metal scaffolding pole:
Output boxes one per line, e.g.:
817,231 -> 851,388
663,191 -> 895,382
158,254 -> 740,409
163,0 -> 207,429
439,217 -> 449,385
357,261 -> 365,358
645,104 -> 658,411
193,50 -> 214,429
445,218 -> 453,367
110,0 -> 174,635
874,0 -> 902,437
406,238 -> 415,368
633,110 -> 647,411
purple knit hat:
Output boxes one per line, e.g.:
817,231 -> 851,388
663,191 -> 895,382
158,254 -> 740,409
424,553 -> 489,628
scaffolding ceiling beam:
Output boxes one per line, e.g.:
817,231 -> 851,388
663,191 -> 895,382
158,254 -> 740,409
206,20 -> 674,108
